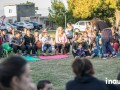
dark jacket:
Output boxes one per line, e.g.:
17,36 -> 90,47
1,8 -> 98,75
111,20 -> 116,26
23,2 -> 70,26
66,74 -> 109,90
95,20 -> 109,32
24,34 -> 35,45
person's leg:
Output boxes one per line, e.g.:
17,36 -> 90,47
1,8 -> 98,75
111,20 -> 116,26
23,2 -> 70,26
58,44 -> 62,53
26,45 -> 31,54
65,43 -> 70,53
12,45 -> 18,54
107,42 -> 115,55
72,51 -> 77,57
20,45 -> 26,54
43,44 -> 47,53
102,39 -> 107,57
0,45 -> 3,55
32,45 -> 37,54
48,44 -> 52,53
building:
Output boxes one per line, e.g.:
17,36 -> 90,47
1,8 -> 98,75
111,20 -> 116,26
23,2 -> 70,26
4,4 -> 35,22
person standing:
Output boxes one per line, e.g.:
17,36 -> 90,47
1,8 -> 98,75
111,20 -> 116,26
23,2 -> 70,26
65,23 -> 73,44
92,18 -> 115,59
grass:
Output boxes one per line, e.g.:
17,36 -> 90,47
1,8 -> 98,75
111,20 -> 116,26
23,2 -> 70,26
1,31 -> 120,90
30,56 -> 120,90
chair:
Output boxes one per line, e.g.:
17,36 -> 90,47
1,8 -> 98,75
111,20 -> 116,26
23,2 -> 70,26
2,43 -> 13,57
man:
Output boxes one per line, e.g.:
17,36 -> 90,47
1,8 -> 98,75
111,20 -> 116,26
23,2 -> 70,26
92,18 -> 115,59
12,31 -> 25,55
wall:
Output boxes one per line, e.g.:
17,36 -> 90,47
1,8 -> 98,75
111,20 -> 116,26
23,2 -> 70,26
4,5 -> 17,17
17,4 -> 35,21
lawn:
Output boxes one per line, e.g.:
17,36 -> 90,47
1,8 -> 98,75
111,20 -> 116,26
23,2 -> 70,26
30,55 -> 120,90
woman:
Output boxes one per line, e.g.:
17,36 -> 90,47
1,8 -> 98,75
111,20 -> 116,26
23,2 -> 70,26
0,56 -> 36,90
66,57 -> 109,90
0,30 -> 3,56
8,28 -> 15,47
55,27 -> 70,54
24,30 -> 36,55
1,30 -> 8,43
65,23 -> 73,44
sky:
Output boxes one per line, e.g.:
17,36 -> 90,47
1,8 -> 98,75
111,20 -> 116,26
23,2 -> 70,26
0,0 -> 68,16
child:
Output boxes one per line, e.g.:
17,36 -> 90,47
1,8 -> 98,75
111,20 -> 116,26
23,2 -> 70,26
12,31 -> 26,55
113,40 -> 119,54
42,31 -> 52,56
76,43 -> 86,57
91,43 -> 100,58
37,80 -> 53,90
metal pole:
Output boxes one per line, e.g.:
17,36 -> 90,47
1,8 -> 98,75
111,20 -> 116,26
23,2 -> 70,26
65,14 -> 66,28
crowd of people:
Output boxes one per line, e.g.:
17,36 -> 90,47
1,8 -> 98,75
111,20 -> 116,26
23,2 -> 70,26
0,56 -> 120,90
0,18 -> 120,59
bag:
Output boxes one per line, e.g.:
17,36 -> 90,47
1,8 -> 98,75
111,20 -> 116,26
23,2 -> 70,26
36,41 -> 42,49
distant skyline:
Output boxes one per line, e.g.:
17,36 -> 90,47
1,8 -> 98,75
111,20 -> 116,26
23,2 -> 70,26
0,0 -> 68,16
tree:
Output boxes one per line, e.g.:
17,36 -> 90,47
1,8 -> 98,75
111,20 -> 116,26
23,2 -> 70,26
48,0 -> 66,26
72,0 -> 101,19
69,0 -> 116,20
67,0 -> 80,23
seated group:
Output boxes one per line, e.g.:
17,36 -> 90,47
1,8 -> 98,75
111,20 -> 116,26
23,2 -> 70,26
0,27 -> 71,56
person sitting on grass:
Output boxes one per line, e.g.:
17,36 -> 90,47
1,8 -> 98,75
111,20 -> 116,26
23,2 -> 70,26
90,42 -> 101,58
0,31 -> 3,56
24,30 -> 36,56
12,31 -> 26,55
42,30 -> 52,56
66,57 -> 110,90
37,80 -> 53,90
55,27 -> 70,54
75,43 -> 86,58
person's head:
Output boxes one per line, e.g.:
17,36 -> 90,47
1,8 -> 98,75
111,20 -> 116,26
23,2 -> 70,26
56,27 -> 64,36
78,43 -> 82,48
15,31 -> 21,38
67,23 -> 72,28
37,80 -> 52,90
42,29 -> 48,36
72,57 -> 94,77
23,28 -> 28,34
34,31 -> 39,37
0,56 -> 31,90
2,30 -> 7,35
93,42 -> 96,47
117,73 -> 120,80
26,29 -> 31,36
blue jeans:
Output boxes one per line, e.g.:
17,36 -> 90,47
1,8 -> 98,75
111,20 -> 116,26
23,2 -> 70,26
102,39 -> 114,57
43,44 -> 52,53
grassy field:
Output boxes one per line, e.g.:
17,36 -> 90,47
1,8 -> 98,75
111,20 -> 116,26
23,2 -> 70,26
30,55 -> 120,90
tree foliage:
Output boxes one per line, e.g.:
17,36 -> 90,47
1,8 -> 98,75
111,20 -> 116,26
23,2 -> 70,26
48,0 -> 66,26
69,0 -> 116,19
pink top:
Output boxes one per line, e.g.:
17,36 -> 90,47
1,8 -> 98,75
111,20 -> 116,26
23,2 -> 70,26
55,33 -> 68,43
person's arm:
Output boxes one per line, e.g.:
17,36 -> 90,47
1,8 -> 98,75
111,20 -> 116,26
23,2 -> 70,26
55,33 -> 60,43
20,38 -> 25,46
12,39 -> 19,46
64,33 -> 68,43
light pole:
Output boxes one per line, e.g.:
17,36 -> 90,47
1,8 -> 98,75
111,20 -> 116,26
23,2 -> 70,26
65,13 -> 67,28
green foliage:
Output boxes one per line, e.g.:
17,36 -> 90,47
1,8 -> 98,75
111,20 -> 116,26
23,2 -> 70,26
116,0 -> 120,10
48,0 -> 66,27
